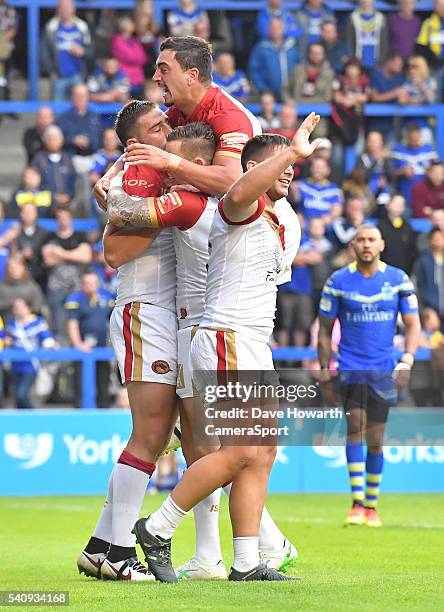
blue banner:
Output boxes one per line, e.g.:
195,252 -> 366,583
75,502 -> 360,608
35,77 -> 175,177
1,411 -> 443,495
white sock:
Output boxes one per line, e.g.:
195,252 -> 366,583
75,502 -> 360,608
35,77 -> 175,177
92,468 -> 114,543
233,537 -> 260,572
146,495 -> 188,540
258,506 -> 286,552
112,463 -> 150,547
193,489 -> 222,564
224,484 -> 285,553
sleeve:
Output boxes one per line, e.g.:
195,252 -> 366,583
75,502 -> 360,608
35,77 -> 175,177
122,165 -> 165,198
37,318 -> 55,347
391,147 -> 405,170
149,191 -> 208,230
219,194 -> 267,226
64,293 -> 80,318
0,317 -> 4,351
319,274 -> 341,319
212,111 -> 255,160
398,271 -> 419,315
416,18 -> 430,46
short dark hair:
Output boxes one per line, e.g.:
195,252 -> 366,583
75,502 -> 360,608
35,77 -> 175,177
429,226 -> 444,240
160,36 -> 212,84
115,100 -> 157,145
240,134 -> 291,172
167,122 -> 216,164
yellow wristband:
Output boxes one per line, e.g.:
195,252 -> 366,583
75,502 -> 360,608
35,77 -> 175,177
166,153 -> 182,171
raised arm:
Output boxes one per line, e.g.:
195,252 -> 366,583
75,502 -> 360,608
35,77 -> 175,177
103,223 -> 160,268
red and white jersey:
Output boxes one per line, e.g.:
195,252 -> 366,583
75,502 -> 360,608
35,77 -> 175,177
200,196 -> 285,342
111,166 -> 176,311
274,198 -> 301,285
167,84 -> 261,162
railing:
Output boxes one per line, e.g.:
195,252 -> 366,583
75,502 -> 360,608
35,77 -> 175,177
6,0 -> 435,101
0,347 -> 433,409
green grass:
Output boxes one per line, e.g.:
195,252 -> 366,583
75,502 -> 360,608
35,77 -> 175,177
1,494 -> 443,611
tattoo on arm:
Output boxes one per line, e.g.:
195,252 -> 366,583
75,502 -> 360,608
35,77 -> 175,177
107,186 -> 152,227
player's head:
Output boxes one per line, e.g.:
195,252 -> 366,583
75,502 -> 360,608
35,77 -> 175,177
115,100 -> 171,148
153,37 -> 213,107
166,122 -> 216,166
241,134 -> 293,200
352,224 -> 385,265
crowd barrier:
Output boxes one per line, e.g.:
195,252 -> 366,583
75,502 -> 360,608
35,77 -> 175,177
0,347 -> 433,409
0,408 -> 442,495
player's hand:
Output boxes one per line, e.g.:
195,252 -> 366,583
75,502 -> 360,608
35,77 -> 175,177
93,176 -> 110,211
392,362 -> 411,389
290,112 -> 322,159
124,143 -> 171,170
170,183 -> 199,192
318,367 -> 333,383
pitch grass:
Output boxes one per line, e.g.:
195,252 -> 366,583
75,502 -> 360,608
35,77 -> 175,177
1,494 -> 443,611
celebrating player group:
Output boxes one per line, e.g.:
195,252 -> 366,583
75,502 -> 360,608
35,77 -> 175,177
77,35 -> 421,584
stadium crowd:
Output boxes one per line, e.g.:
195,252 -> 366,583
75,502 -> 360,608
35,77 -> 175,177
1,0 -> 444,409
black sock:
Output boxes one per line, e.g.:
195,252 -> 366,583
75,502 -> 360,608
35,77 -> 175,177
352,501 -> 364,508
85,536 -> 110,555
107,544 -> 137,563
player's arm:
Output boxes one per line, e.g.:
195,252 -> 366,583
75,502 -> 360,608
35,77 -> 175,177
93,155 -> 125,211
103,223 -> 161,269
317,314 -> 335,371
223,113 -> 321,222
123,142 -> 240,196
401,312 -> 421,364
107,185 -> 158,228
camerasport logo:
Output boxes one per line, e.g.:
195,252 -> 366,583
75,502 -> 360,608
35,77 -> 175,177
4,433 -> 54,469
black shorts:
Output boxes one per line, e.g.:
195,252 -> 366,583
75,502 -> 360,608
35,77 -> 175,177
340,383 -> 390,423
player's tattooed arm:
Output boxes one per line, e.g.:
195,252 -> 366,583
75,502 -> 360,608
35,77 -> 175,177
107,185 -> 157,228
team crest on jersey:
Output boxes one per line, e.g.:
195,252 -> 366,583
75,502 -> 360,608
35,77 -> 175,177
157,192 -> 183,215
151,360 -> 172,374
180,308 -> 188,319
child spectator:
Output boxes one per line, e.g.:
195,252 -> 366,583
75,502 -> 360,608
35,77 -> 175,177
9,167 -> 52,218
293,157 -> 342,223
167,0 -> 207,37
419,307 -> 444,348
212,52 -> 251,102
0,254 -> 47,321
256,92 -> 280,132
111,15 -> 147,99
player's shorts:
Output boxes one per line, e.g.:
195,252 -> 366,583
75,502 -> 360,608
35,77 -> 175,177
340,383 -> 391,423
190,327 -> 274,400
110,302 -> 177,386
176,325 -> 199,399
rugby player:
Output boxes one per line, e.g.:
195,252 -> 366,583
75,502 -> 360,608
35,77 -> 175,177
77,101 -> 177,582
318,225 -> 421,527
125,114 -> 320,583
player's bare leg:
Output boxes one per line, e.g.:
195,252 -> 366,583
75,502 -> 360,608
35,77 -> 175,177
78,382 -> 177,580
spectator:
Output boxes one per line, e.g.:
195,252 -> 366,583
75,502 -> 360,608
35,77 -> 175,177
416,227 -> 444,319
22,107 -> 55,165
89,128 -> 121,186
0,254 -> 47,321
298,0 -> 334,50
167,0 -> 208,37
42,208 -> 92,338
8,167 -> 52,218
329,195 -> 366,251
65,272 -> 114,407
192,14 -> 231,56
256,92 -> 280,131
256,0 -> 301,41
368,53 -> 405,140
418,208 -> 444,252
293,157 -> 342,222
331,58 -> 370,148
248,18 -> 300,101
419,307 -> 444,348
288,42 -> 333,137
342,165 -> 374,212
212,52 -> 251,102
111,15 -> 147,99
379,194 -> 417,274
388,0 -> 421,60
5,297 -> 55,409
416,0 -> 444,70
0,200 -> 18,280
398,55 -> 437,142
273,103 -> 298,139
32,125 -> 76,212
87,57 -> 130,105
412,161 -> 444,218
144,79 -> 166,105
15,202 -> 50,291
42,0 -> 92,101
320,20 -> 352,75
0,0 -> 17,96
57,84 -> 102,163
306,216 -> 333,307
355,131 -> 393,208
346,0 -> 388,71
135,0 -> 160,78
392,124 -> 438,207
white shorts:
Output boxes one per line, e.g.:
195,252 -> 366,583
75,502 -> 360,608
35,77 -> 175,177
190,328 -> 274,399
176,326 -> 199,399
110,302 -> 177,385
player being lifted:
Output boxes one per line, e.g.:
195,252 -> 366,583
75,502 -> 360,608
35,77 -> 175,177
107,113 -> 321,582
318,225 -> 421,527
